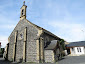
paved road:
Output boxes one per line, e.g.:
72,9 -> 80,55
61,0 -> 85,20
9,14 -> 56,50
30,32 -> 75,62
0,58 -> 56,64
58,56 -> 85,64
0,58 -> 14,64
0,56 -> 85,64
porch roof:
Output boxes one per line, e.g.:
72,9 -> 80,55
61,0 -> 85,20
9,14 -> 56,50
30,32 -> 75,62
45,40 -> 58,50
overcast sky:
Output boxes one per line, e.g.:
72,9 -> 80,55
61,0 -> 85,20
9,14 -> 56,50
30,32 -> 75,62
1,0 -> 85,48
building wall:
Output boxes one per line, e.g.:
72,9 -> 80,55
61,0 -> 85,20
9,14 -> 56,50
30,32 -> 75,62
42,33 -> 57,47
8,19 -> 38,62
75,47 -> 84,55
70,47 -> 85,55
84,47 -> 85,53
41,33 -> 61,62
70,48 -> 75,54
8,41 -> 14,61
8,19 -> 62,63
43,33 -> 57,41
44,50 -> 54,63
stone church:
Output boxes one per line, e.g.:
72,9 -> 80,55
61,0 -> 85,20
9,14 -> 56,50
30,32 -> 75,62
5,1 -> 65,63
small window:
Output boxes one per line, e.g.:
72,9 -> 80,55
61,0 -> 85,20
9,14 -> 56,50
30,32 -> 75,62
77,48 -> 79,52
79,48 -> 81,52
22,9 -> 24,15
77,47 -> 81,52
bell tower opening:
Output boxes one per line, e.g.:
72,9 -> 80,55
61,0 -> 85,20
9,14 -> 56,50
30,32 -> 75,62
22,9 -> 24,15
20,1 -> 27,20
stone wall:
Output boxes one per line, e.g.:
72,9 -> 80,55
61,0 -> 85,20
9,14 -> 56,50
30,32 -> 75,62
8,19 -> 61,63
43,33 -> 56,42
42,33 -> 60,63
8,19 -> 38,62
41,33 -> 57,48
8,35 -> 14,61
44,50 -> 54,63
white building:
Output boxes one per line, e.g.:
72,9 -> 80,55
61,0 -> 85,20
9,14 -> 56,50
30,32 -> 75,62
66,41 -> 85,56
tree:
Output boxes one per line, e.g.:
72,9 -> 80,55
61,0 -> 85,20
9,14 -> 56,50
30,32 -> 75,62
59,39 -> 66,50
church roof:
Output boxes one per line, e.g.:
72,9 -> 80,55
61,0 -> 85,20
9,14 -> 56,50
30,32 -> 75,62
66,41 -> 85,47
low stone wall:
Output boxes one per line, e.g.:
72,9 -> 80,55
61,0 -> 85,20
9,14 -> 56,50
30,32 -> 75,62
44,50 -> 54,63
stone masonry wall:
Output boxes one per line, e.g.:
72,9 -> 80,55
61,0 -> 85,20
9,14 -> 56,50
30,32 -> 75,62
44,50 -> 54,63
43,33 -> 56,42
41,33 -> 59,62
26,20 -> 38,62
8,32 -> 15,61
42,33 -> 57,47
8,19 -> 38,62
